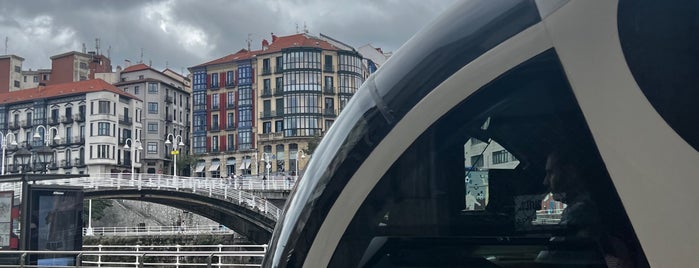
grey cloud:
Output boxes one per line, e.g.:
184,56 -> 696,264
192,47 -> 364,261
1,0 -> 457,72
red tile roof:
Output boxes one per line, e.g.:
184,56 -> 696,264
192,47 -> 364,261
121,63 -> 153,73
0,79 -> 140,105
191,33 -> 340,69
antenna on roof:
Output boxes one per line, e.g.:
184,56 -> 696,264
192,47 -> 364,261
304,22 -> 308,33
139,48 -> 143,64
107,45 -> 111,59
4,37 -> 8,55
296,23 -> 299,33
166,61 -> 169,69
95,38 -> 100,55
246,34 -> 252,51
82,43 -> 86,53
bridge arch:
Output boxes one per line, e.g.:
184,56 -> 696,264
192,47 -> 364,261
86,189 -> 275,244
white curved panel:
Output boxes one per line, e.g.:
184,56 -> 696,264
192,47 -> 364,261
545,0 -> 699,266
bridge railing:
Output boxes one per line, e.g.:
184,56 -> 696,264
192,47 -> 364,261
0,244 -> 267,267
83,224 -> 236,237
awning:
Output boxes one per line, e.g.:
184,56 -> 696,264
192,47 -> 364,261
239,159 -> 251,169
226,159 -> 236,165
208,162 -> 220,172
195,163 -> 206,173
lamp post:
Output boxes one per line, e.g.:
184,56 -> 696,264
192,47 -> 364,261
295,150 -> 305,180
34,125 -> 61,147
165,134 -> 184,177
34,125 -> 60,173
15,147 -> 31,250
124,138 -> 143,175
261,152 -> 272,179
0,131 -> 18,175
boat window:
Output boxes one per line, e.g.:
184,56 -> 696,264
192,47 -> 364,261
328,50 -> 647,267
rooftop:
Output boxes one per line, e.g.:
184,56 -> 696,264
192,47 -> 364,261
0,79 -> 140,105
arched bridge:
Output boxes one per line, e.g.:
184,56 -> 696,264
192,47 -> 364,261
0,173 -> 295,244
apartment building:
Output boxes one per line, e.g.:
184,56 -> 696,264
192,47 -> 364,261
48,51 -> 112,85
0,79 -> 142,174
189,33 -> 366,178
0,55 -> 25,93
114,63 -> 191,175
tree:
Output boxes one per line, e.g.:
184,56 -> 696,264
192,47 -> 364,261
177,153 -> 200,177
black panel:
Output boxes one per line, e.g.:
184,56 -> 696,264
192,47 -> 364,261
618,0 -> 699,151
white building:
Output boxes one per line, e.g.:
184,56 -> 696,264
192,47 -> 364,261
0,79 -> 143,174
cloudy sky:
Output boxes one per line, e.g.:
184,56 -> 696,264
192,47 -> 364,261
0,0 -> 457,74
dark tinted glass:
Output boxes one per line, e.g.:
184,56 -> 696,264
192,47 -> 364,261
329,51 -> 648,267
618,0 -> 699,151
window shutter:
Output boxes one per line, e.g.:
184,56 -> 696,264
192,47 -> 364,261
220,72 -> 225,86
206,137 -> 211,152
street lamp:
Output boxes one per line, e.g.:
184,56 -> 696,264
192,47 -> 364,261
35,146 -> 54,173
14,148 -> 32,173
165,134 -> 184,177
261,152 -> 273,179
124,138 -> 143,175
295,150 -> 305,180
0,131 -> 18,175
34,125 -> 61,146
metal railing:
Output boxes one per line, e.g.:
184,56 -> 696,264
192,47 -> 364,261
0,173 -> 292,222
83,225 -> 236,237
0,244 -> 266,267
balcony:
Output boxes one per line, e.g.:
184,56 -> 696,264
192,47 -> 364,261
225,81 -> 235,88
61,115 -> 74,124
227,146 -> 236,152
9,122 -> 20,130
323,87 -> 335,95
119,116 -> 132,125
260,110 -> 273,119
67,136 -> 85,145
261,88 -> 272,97
166,115 -> 173,123
258,132 -> 284,141
210,148 -> 220,154
21,120 -> 31,129
74,113 -> 85,122
48,162 -> 59,170
62,159 -> 73,169
32,118 -> 45,126
274,88 -> 284,96
48,117 -> 60,126
226,102 -> 236,110
210,124 -> 220,132
275,66 -> 283,73
117,160 -> 132,167
226,124 -> 236,131
74,157 -> 86,167
165,96 -> 173,104
324,109 -> 337,117
262,67 -> 272,75
323,65 -> 334,72
210,84 -> 220,90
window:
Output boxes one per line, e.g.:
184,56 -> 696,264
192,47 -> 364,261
226,71 -> 235,87
212,94 -> 219,109
193,91 -> 206,111
98,101 -> 110,114
212,136 -> 219,152
263,122 -> 272,134
33,76 -> 38,82
14,66 -> 20,73
96,144 -> 110,159
227,113 -> 235,129
212,114 -> 219,130
227,91 -> 235,107
147,142 -> 157,154
147,122 -> 158,133
193,135 -> 206,154
13,80 -> 19,88
327,51 -> 644,267
97,122 -> 110,136
139,75 -> 145,80
134,86 -> 140,94
238,130 -> 252,151
148,102 -> 158,114
275,120 -> 283,132
148,82 -> 158,93
211,73 -> 219,88
227,134 -> 235,151
492,150 -> 509,164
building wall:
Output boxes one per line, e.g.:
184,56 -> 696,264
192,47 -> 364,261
116,68 -> 190,175
0,56 -> 24,93
0,89 -> 142,175
193,45 -> 365,179
50,55 -> 77,85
